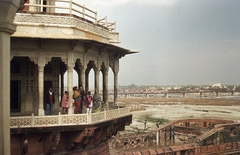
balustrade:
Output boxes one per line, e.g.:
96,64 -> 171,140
10,107 -> 130,128
22,0 -> 116,32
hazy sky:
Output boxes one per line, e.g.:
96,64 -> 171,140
76,0 -> 240,86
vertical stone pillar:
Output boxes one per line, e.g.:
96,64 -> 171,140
80,67 -> 86,90
103,70 -> 109,109
60,73 -> 64,100
159,129 -> 162,146
94,68 -> 99,93
200,92 -> 203,98
0,29 -> 11,155
113,70 -> 118,104
0,0 -> 21,154
156,130 -> 159,145
38,65 -> 45,116
67,65 -> 74,114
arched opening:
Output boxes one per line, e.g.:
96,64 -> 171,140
44,57 -> 66,114
10,57 -> 37,113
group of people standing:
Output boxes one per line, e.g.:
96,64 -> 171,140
45,86 -> 102,115
61,86 -> 102,114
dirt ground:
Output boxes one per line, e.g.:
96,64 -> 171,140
117,97 -> 240,128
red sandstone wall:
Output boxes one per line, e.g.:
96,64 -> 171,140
60,142 -> 110,155
11,133 -> 110,155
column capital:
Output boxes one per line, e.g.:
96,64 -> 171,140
38,65 -> 44,70
102,68 -> 109,75
113,69 -> 119,74
0,0 -> 23,34
67,65 -> 74,70
93,67 -> 100,73
80,66 -> 86,71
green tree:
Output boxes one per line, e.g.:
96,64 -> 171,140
132,113 -> 170,134
137,113 -> 152,131
148,117 -> 170,128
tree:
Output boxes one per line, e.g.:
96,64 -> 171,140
148,117 -> 170,128
137,113 -> 153,131
131,113 -> 170,134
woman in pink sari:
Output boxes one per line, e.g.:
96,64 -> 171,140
61,91 -> 70,114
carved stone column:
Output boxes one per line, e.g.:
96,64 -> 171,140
94,67 -> 100,93
0,0 -> 21,154
38,65 -> 45,116
0,25 -> 12,155
80,66 -> 86,89
67,65 -> 74,114
103,70 -> 109,109
60,73 -> 64,100
113,70 -> 118,104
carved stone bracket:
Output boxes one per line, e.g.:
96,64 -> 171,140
74,59 -> 83,73
49,133 -> 60,152
114,50 -> 125,59
84,127 -> 96,137
84,43 -> 92,53
71,40 -> 78,50
109,59 -> 119,73
98,46 -> 107,55
38,51 -> 45,66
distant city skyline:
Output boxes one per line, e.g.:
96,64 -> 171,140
67,72 -> 238,89
73,0 -> 240,86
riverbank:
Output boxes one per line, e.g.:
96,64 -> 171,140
117,97 -> 240,127
118,97 -> 240,106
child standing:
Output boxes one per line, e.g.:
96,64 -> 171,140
85,91 -> 93,113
